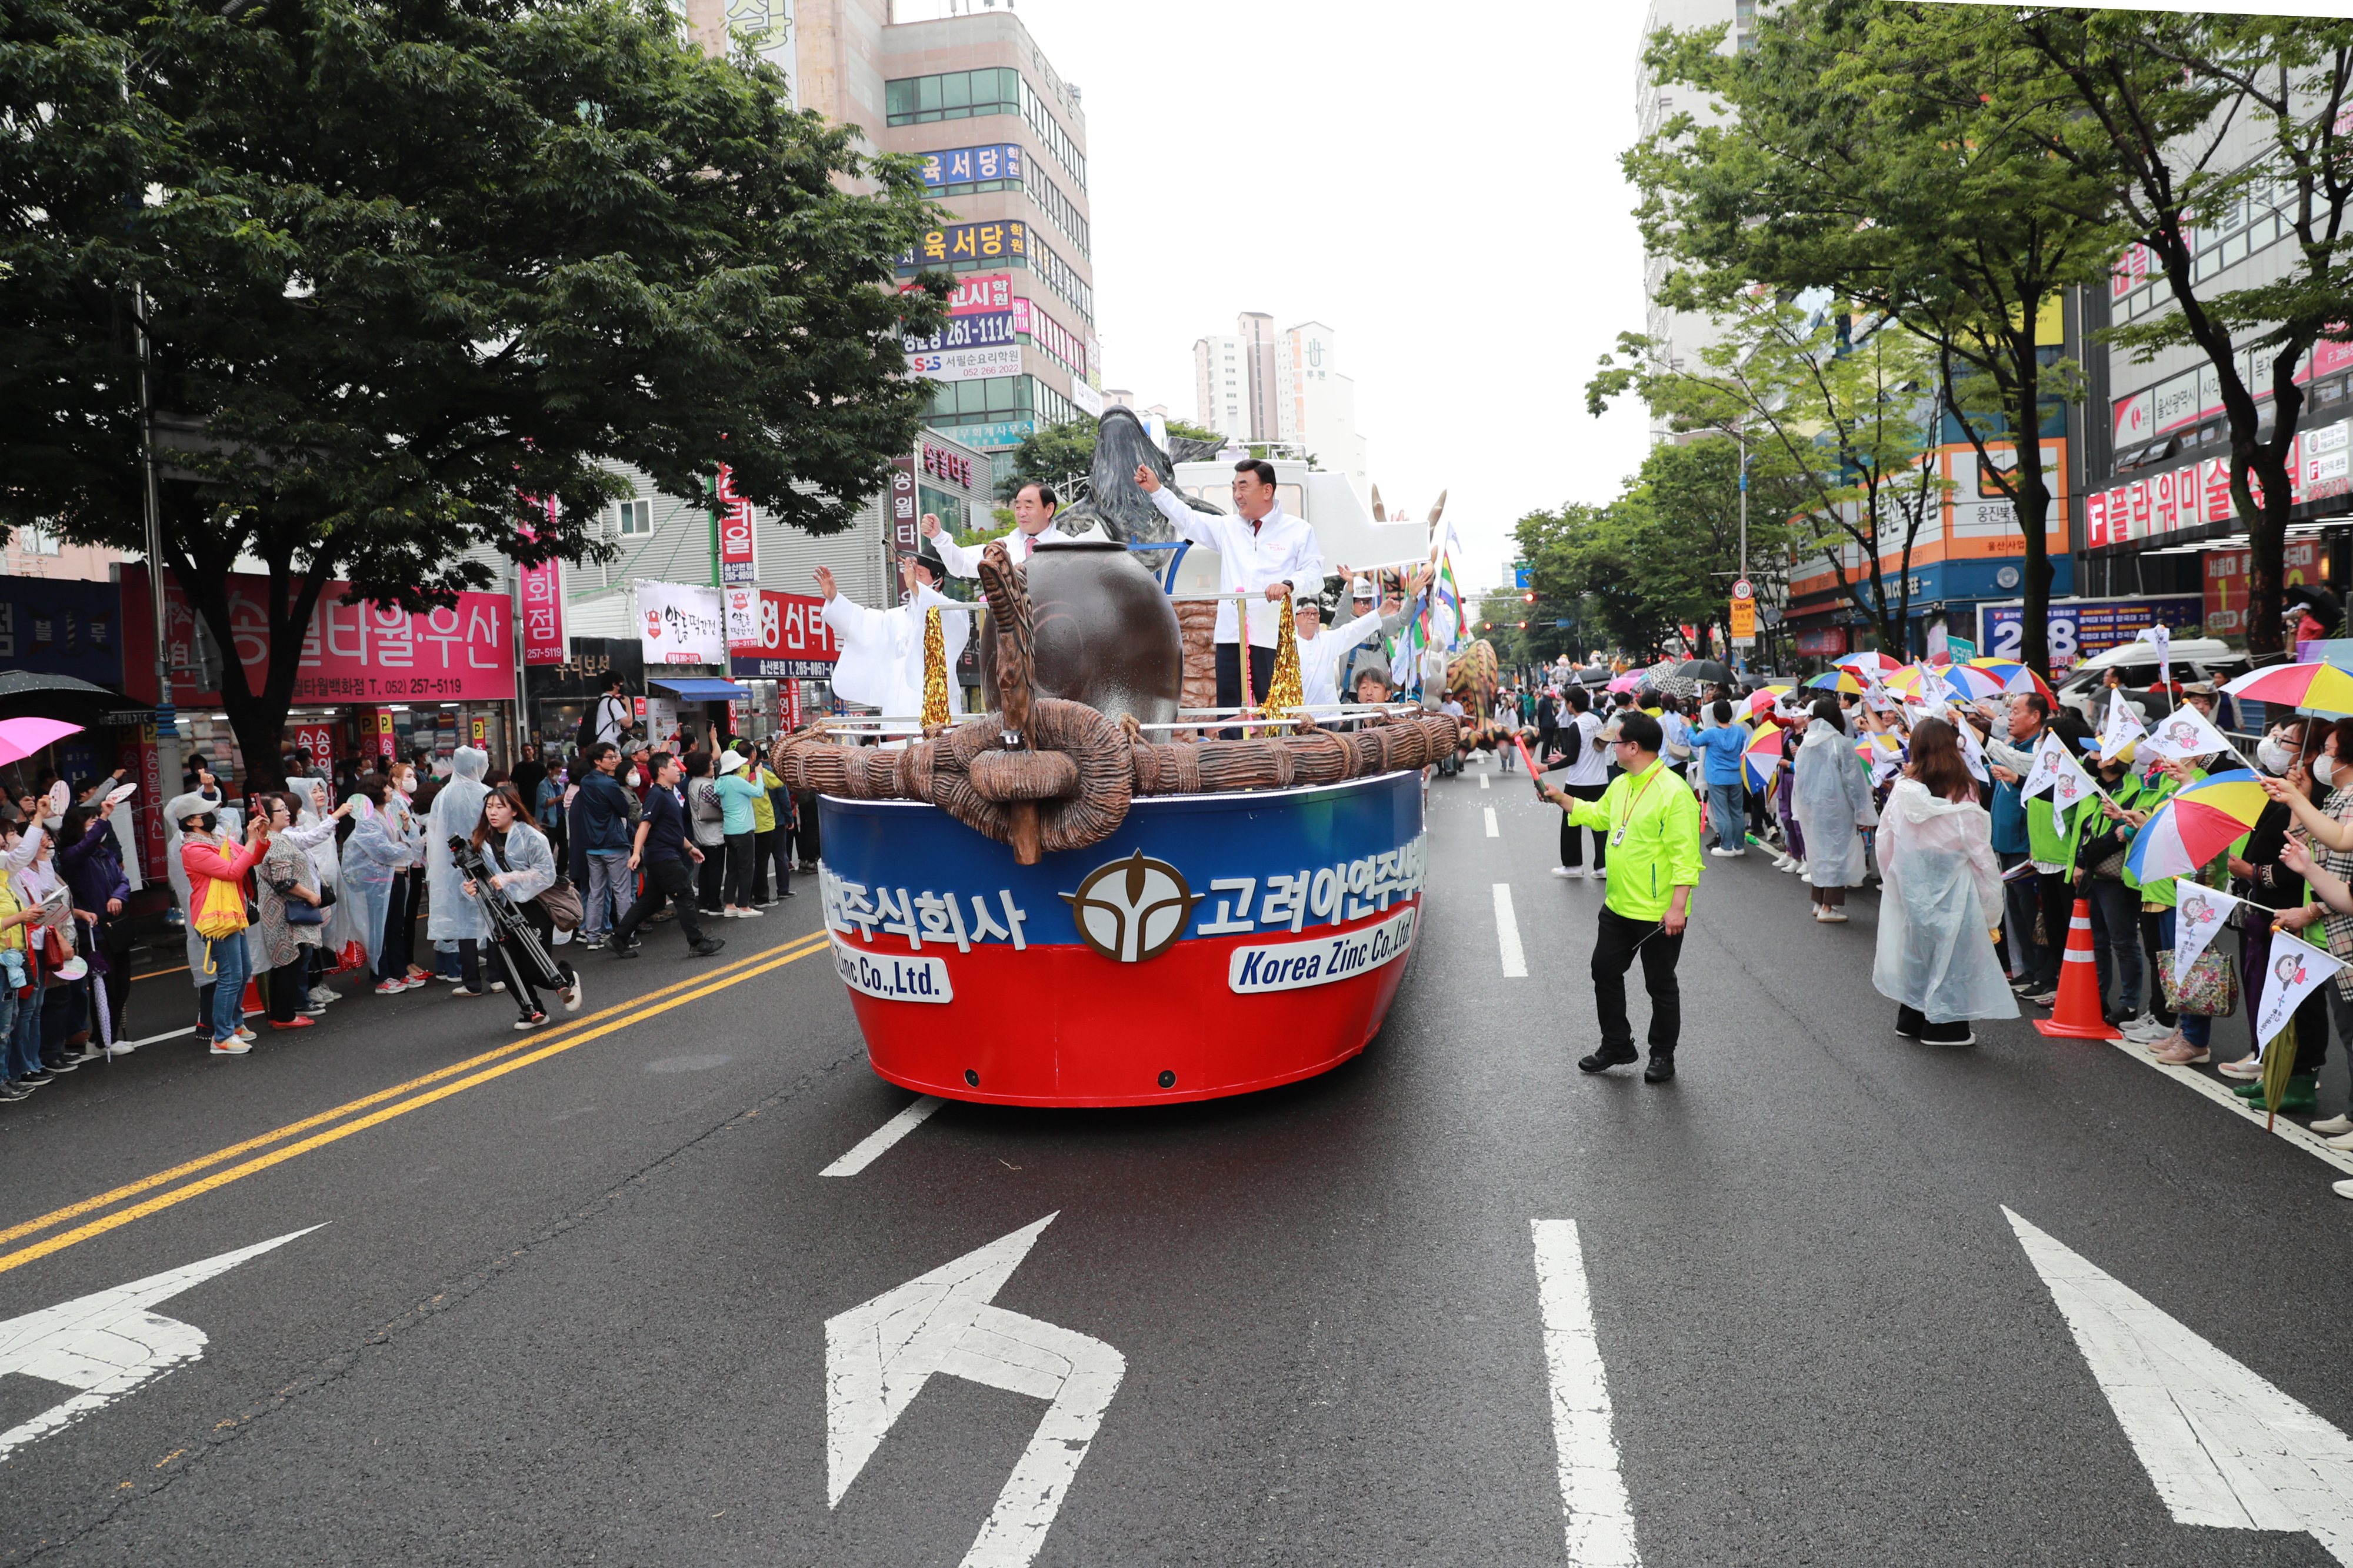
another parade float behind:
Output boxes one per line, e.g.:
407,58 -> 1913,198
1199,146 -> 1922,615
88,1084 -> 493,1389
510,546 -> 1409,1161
768,412 -> 1466,1107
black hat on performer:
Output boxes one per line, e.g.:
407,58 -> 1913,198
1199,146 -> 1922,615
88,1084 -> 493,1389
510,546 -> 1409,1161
912,536 -> 948,583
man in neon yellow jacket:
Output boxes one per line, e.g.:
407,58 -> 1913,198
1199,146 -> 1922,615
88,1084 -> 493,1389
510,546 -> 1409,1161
1539,710 -> 1705,1082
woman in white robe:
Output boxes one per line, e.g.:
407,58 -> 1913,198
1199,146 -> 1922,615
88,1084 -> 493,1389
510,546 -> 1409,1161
1792,697 -> 1876,923
1872,716 -> 2018,1042
815,557 -> 971,722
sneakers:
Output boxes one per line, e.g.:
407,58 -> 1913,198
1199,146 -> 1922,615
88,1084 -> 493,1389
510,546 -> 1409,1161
1708,846 -> 1738,858
2117,1013 -> 2169,1043
513,1012 -> 549,1030
2311,1114 -> 2353,1137
64,1042 -> 106,1066
2217,1055 -> 2264,1081
209,1037 -> 251,1056
559,973 -> 584,1013
42,1056 -> 79,1075
1814,909 -> 1849,923
0,1081 -> 29,1102
1552,866 -> 1577,879
2154,1036 -> 2209,1065
735,906 -> 764,918
2327,1129 -> 2353,1152
608,937 -> 640,960
2009,978 -> 2038,997
689,938 -> 726,957
2024,988 -> 2058,1007
402,976 -> 431,991
375,979 -> 407,995
18,1069 -> 55,1086
487,982 -> 507,993
450,987 -> 486,999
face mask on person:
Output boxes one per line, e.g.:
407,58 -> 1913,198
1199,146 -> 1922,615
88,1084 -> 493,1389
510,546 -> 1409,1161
2258,735 -> 2298,776
626,768 -> 642,788
184,813 -> 218,835
2318,752 -> 2340,788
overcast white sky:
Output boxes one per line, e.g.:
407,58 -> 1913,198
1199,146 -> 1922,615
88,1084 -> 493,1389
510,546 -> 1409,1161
895,0 -> 1657,595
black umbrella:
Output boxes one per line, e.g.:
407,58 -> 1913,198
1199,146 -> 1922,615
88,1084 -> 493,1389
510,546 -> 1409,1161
1675,659 -> 1735,685
1573,665 -> 1613,685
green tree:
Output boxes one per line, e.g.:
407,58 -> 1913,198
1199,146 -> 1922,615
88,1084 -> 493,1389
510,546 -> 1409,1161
1515,503 -> 1658,658
1628,0 -> 2122,674
1589,296 -> 1950,656
1,0 -> 942,783
1995,9 -> 2353,657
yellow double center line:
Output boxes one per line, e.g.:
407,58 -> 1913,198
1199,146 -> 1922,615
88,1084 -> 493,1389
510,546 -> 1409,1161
0,932 -> 834,1278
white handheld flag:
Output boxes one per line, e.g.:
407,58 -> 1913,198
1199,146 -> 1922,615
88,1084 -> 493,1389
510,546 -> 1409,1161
2048,746 -> 2099,820
2099,689 -> 2149,763
2141,704 -> 2234,763
1957,718 -> 1990,783
2019,730 -> 2071,799
1915,668 -> 1955,710
2138,623 -> 2172,689
2252,928 -> 2346,1056
2170,884 -> 2244,979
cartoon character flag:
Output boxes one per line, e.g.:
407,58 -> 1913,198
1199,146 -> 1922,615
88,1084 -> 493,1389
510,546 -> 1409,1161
2099,688 -> 2149,763
2141,703 -> 2236,765
2019,730 -> 2073,800
1957,718 -> 1991,783
2137,622 -> 2173,689
2252,928 -> 2347,1056
2171,884 -> 2245,980
2048,746 -> 2098,821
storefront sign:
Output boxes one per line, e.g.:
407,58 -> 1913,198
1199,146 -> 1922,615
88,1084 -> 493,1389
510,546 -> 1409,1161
716,465 -> 758,586
0,579 -> 121,685
939,419 -> 1037,452
894,220 -> 1029,273
2204,539 -> 2325,635
909,344 -> 1024,383
518,505 -> 566,667
120,567 -> 515,704
729,590 -> 842,679
375,711 -> 395,759
291,723 -> 335,766
1794,625 -> 1848,658
135,729 -> 166,880
889,457 -> 918,552
945,272 -> 1014,314
1979,595 -> 2206,673
918,144 -> 1023,191
921,442 -> 978,489
634,579 -> 725,666
903,312 -> 1016,357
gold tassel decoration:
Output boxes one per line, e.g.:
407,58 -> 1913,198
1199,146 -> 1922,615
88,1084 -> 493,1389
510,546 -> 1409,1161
1263,585 -> 1305,718
921,605 -> 950,733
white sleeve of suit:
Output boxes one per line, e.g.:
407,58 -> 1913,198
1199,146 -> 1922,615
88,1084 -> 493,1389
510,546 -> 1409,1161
931,532 -> 984,579
1148,485 -> 1222,549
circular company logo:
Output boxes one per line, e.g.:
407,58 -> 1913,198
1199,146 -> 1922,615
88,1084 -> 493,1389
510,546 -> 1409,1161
1995,566 -> 2021,590
1060,849 -> 1203,964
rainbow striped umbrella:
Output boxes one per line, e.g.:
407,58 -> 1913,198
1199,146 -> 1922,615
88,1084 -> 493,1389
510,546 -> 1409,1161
1937,663 -> 2011,700
1807,669 -> 1868,695
1741,684 -> 1794,720
2123,768 -> 2269,882
1742,720 -> 1786,789
2222,661 -> 2353,715
1967,658 -> 2055,701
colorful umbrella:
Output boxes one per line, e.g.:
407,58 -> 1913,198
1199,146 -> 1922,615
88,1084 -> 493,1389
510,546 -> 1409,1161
1967,658 -> 2056,701
1741,686 -> 1789,721
1807,669 -> 1868,695
2122,768 -> 2269,882
1742,720 -> 1786,790
1835,652 -> 1905,675
1607,673 -> 1641,693
0,717 -> 82,768
2221,661 -> 2353,715
1938,663 -> 2011,701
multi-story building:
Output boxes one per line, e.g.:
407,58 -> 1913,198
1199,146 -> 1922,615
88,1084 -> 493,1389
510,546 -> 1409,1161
1635,0 -> 1749,445
1194,332 -> 1248,442
1274,321 -> 1368,488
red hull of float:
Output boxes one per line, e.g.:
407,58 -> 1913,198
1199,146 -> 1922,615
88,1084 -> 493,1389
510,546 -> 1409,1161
838,911 -> 1417,1107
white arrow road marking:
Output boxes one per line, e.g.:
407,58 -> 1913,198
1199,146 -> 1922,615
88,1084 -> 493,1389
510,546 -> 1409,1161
2005,1207 -> 2353,1564
821,1095 -> 944,1177
0,1226 -> 324,1462
1495,883 -> 1528,978
826,1213 -> 1123,1568
1531,1220 -> 1641,1567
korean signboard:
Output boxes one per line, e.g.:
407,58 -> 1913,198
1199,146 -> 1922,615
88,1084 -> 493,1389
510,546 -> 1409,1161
1978,595 -> 2206,674
918,144 -> 1023,189
2204,538 -> 2325,635
121,566 -> 515,705
908,343 -> 1023,384
889,456 -> 918,552
728,590 -> 842,679
518,503 -> 566,668
895,220 -> 1029,273
904,311 -> 1016,356
0,579 -> 121,685
716,464 -> 758,586
634,578 -> 725,665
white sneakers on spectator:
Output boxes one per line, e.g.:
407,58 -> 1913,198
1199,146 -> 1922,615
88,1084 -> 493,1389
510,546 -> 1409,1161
2312,1114 -> 2353,1137
2118,1014 -> 2169,1043
2217,1056 -> 2264,1081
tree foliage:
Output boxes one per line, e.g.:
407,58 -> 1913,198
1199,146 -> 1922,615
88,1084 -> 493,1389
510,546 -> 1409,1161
1589,295 -> 1950,655
1626,0 -> 2121,673
1,0 -> 943,782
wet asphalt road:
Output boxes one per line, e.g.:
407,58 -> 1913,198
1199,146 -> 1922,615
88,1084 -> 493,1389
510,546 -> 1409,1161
1,755 -> 2348,1567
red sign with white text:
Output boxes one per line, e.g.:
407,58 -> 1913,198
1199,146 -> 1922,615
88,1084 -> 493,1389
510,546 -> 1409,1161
519,502 -> 566,667
120,566 -> 516,705
717,465 -> 757,587
728,590 -> 841,679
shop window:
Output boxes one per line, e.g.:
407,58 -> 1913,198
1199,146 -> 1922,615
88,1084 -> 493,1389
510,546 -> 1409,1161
16,523 -> 61,556
615,499 -> 652,536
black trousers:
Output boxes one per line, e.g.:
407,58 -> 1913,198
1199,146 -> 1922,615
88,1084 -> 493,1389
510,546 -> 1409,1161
695,842 -> 725,912
615,856 -> 708,946
1214,642 -> 1278,737
489,899 -> 571,1020
723,831 -> 756,908
2035,871 -> 2076,987
753,827 -> 790,900
1560,782 -> 1608,869
1591,904 -> 1682,1058
264,953 -> 309,1021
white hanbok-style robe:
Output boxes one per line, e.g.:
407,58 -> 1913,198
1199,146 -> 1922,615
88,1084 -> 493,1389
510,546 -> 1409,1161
1872,779 -> 2021,1023
820,586 -> 972,718
1792,717 -> 1877,888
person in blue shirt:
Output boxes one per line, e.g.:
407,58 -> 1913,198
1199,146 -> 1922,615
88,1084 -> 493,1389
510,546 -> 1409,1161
714,748 -> 766,920
1694,700 -> 1752,856
609,752 -> 722,958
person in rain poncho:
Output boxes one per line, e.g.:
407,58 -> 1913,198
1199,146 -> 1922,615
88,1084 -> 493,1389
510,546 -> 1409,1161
814,550 -> 971,724
292,778 -> 358,984
425,746 -> 492,992
1871,717 -> 2018,1043
342,775 -> 419,992
1792,696 -> 1876,924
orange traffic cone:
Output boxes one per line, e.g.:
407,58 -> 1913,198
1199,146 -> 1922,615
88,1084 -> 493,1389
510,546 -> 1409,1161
241,977 -> 264,1016
2034,898 -> 2119,1040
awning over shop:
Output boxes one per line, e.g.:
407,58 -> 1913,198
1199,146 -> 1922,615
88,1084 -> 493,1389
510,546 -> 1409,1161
649,677 -> 751,702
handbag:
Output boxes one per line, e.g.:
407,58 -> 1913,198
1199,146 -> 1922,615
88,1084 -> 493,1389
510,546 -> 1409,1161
536,876 -> 584,933
284,898 -> 326,927
2159,948 -> 2239,1017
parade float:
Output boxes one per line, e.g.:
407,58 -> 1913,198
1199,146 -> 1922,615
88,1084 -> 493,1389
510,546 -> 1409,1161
768,410 -> 1467,1107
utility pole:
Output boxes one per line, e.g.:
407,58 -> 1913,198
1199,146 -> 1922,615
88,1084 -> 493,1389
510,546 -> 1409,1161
133,282 -> 182,801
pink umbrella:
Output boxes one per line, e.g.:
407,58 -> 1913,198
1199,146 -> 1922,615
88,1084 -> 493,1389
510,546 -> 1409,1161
1607,673 -> 1641,693
0,717 -> 83,768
